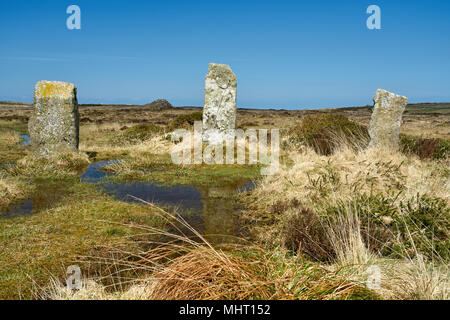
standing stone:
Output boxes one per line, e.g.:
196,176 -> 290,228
29,81 -> 79,157
369,89 -> 408,151
202,63 -> 237,144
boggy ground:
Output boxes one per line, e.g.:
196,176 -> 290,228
0,101 -> 448,300
2,101 -> 449,139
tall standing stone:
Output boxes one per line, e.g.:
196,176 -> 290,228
29,81 -> 79,157
369,89 -> 408,151
202,63 -> 237,144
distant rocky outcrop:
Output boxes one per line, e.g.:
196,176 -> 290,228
142,99 -> 173,111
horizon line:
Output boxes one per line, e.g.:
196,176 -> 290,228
1,100 -> 449,112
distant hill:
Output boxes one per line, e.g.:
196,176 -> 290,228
78,99 -> 174,111
301,103 -> 450,115
0,100 -> 449,114
405,103 -> 450,114
0,101 -> 32,107
141,99 -> 173,111
0,99 -> 174,111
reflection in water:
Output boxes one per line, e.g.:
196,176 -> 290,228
1,160 -> 255,243
80,160 -> 119,183
19,134 -> 30,146
1,200 -> 33,219
198,184 -> 254,242
94,180 -> 252,242
1,180 -> 67,219
0,164 -> 16,169
101,182 -> 203,211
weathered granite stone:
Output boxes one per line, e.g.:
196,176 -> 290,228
202,63 -> 237,144
28,81 -> 79,157
369,89 -> 408,151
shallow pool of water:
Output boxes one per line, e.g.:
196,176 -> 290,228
1,180 -> 68,219
1,160 -> 255,242
80,160 -> 120,183
19,134 -> 30,146
1,200 -> 33,219
85,161 -> 254,239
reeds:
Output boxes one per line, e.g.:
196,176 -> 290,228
0,174 -> 27,209
42,200 -> 370,300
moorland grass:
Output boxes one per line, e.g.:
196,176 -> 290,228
287,114 -> 369,155
400,134 -> 450,160
0,120 -> 28,164
0,179 -> 166,299
1,107 -> 449,300
41,113 -> 449,300
42,204 -> 380,300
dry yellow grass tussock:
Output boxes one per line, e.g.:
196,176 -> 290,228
43,245 -> 369,301
387,256 -> 449,300
0,130 -> 20,145
254,146 -> 449,210
80,134 -> 173,156
0,176 -> 26,209
11,152 -> 91,177
41,202 -> 371,301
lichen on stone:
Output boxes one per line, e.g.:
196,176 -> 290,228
369,89 -> 408,152
202,63 -> 237,144
35,81 -> 76,100
29,81 -> 79,158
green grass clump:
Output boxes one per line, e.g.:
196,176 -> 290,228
102,227 -> 131,237
0,121 -> 29,164
396,194 -> 449,259
324,194 -> 450,260
433,139 -> 450,159
288,114 -> 369,155
400,134 -> 450,160
112,161 -> 260,188
0,180 -> 166,299
6,152 -> 90,179
167,112 -> 203,132
113,123 -> 164,145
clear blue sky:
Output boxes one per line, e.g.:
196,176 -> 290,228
1,0 -> 449,109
